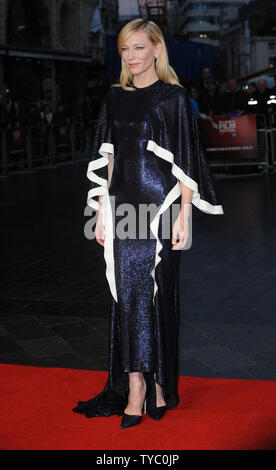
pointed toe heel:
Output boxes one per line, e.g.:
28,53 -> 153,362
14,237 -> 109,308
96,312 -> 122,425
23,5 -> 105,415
144,373 -> 167,421
121,376 -> 147,429
120,398 -> 147,429
147,405 -> 167,421
121,412 -> 142,429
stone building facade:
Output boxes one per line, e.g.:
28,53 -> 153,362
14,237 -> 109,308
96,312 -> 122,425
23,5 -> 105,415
178,0 -> 253,48
220,0 -> 276,78
0,0 -> 118,110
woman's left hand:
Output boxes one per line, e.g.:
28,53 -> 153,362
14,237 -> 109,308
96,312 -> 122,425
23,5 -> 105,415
171,212 -> 189,250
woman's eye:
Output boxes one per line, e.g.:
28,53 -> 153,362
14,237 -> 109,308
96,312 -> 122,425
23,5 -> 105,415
121,47 -> 144,51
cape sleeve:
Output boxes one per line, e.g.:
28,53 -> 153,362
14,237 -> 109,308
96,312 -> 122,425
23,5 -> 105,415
86,89 -> 114,211
147,87 -> 224,215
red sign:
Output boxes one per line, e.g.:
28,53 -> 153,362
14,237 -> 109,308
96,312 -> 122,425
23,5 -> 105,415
11,127 -> 26,152
199,114 -> 258,160
58,123 -> 71,145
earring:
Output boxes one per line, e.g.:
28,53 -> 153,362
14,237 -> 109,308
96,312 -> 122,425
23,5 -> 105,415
155,56 -> 159,66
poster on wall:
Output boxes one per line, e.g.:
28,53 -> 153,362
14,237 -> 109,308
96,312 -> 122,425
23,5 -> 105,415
199,114 -> 258,160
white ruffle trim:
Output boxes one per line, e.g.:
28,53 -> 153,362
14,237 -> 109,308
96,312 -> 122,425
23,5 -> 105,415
86,140 -> 224,306
146,139 -> 224,305
87,142 -> 117,302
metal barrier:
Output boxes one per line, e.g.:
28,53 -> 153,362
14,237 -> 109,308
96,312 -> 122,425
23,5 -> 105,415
85,120 -> 96,160
49,123 -> 72,164
71,121 -> 86,161
1,125 -> 31,174
1,114 -> 275,178
27,124 -> 50,168
198,113 -> 270,179
0,128 -> 7,176
0,121 -> 93,175
269,112 -> 276,173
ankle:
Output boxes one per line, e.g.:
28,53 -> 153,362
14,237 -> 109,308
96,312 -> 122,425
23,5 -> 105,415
128,379 -> 146,396
124,376 -> 146,415
128,373 -> 145,388
155,381 -> 166,405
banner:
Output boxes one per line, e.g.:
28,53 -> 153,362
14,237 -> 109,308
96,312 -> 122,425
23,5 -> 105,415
58,123 -> 71,145
199,114 -> 258,160
11,126 -> 26,152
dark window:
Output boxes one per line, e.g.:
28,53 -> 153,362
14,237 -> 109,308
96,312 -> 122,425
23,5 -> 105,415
7,0 -> 42,46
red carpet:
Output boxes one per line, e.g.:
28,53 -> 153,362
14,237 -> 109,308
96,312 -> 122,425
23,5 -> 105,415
0,363 -> 276,450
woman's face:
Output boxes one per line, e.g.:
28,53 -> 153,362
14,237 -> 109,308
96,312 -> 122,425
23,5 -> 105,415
121,30 -> 160,77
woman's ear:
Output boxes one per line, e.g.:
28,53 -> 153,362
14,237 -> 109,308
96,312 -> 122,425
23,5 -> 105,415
157,42 -> 163,58
155,41 -> 162,60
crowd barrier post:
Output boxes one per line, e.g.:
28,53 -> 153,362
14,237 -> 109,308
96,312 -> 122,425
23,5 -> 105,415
1,128 -> 8,176
71,121 -> 85,161
269,112 -> 276,173
26,125 -> 35,169
28,123 -> 51,168
256,113 -> 270,175
4,126 -> 28,173
51,123 -> 72,163
49,124 -> 56,164
85,120 -> 96,161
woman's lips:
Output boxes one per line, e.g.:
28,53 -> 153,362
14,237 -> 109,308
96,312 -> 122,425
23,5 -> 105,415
129,64 -> 139,67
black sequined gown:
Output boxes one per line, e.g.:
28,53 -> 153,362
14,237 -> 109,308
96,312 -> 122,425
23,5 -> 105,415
73,78 -> 224,417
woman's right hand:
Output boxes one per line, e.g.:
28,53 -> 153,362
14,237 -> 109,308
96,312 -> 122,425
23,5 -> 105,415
95,210 -> 105,247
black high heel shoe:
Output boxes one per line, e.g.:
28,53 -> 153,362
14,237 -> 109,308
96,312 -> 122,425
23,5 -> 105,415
144,373 -> 167,421
120,377 -> 147,429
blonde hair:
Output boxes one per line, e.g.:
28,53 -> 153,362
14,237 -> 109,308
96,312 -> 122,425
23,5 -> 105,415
112,18 -> 183,91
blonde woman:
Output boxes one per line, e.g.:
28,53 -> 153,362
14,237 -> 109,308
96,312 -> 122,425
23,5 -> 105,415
73,18 -> 224,429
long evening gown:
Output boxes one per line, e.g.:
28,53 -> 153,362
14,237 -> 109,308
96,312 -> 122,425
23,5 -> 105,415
72,78 -> 224,417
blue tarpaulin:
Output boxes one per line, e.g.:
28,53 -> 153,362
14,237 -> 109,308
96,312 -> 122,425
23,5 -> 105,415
90,4 -> 104,33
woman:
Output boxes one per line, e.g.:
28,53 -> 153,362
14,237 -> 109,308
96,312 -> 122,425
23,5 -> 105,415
73,19 -> 224,429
